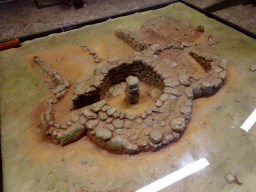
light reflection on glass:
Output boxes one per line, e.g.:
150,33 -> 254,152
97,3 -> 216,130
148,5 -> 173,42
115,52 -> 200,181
240,109 -> 256,132
136,158 -> 209,192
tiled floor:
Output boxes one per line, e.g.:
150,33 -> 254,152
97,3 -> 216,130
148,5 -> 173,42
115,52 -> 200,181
0,0 -> 255,42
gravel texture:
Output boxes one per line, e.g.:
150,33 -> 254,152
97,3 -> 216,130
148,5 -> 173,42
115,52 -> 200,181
0,0 -> 255,42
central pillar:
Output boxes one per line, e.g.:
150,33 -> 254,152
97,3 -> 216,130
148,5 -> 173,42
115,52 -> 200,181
125,76 -> 140,104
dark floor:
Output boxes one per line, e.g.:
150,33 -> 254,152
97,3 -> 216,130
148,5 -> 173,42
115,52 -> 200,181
0,0 -> 256,42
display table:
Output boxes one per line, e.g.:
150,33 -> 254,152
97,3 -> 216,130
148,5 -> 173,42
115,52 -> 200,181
1,2 -> 256,191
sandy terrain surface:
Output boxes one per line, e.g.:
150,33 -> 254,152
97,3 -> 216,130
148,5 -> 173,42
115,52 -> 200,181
1,3 -> 256,192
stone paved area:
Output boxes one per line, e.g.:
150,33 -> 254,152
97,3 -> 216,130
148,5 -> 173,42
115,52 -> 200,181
0,0 -> 255,42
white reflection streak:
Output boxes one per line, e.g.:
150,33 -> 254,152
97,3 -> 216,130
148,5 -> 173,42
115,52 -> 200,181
241,109 -> 256,132
136,158 -> 209,192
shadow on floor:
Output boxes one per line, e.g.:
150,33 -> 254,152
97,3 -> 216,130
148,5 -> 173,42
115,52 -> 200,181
204,0 -> 256,12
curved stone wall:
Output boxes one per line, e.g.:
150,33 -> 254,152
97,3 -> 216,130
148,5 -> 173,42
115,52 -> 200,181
72,55 -> 166,109
34,24 -> 228,154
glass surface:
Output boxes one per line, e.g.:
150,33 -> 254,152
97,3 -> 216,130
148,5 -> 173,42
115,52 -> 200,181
0,2 -> 256,192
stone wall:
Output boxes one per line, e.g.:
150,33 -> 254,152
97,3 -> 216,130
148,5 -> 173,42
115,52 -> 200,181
72,54 -> 166,109
33,56 -> 71,141
34,25 -> 229,154
116,30 -> 148,52
33,56 -> 70,99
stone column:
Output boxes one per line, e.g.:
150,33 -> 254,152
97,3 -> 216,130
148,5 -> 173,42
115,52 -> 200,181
125,76 -> 140,104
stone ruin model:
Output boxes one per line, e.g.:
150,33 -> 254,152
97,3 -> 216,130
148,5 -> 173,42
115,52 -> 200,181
35,17 -> 228,154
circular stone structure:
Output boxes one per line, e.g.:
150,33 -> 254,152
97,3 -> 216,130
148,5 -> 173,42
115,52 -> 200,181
35,18 -> 228,154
